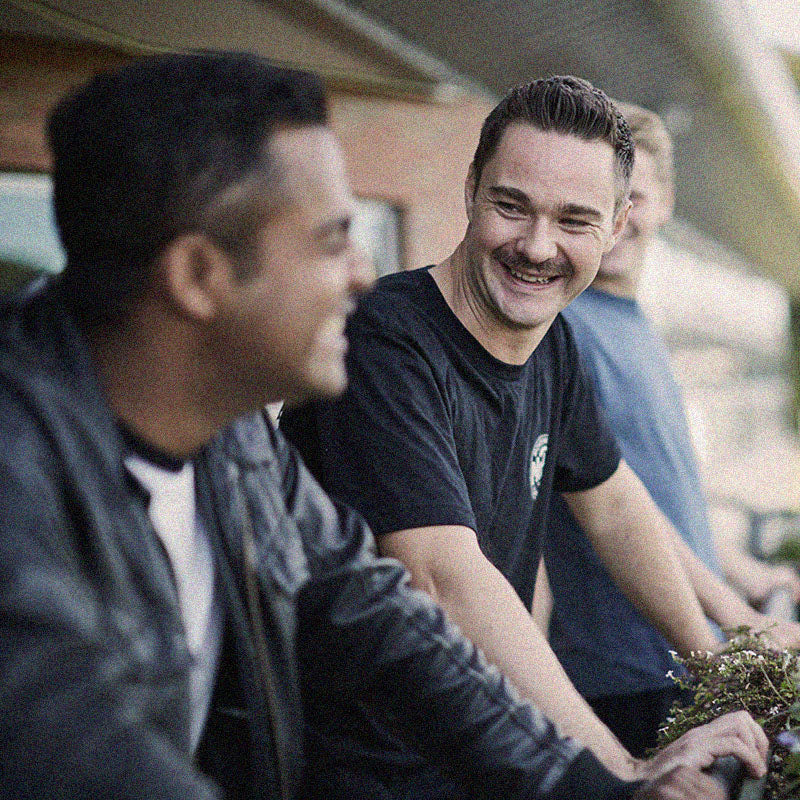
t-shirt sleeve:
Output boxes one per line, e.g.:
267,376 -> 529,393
552,316 -> 622,492
281,305 -> 477,537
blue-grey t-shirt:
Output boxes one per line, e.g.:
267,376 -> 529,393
544,286 -> 721,697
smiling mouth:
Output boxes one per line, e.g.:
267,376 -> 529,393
506,266 -> 560,286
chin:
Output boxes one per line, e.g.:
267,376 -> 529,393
298,361 -> 349,401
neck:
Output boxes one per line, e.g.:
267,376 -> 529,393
591,268 -> 640,300
431,244 -> 551,365
87,310 -> 225,459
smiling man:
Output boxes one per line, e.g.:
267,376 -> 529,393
281,76 -> 798,798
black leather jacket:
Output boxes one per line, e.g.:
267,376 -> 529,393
0,281 -> 639,799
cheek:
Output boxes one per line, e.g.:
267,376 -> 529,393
566,237 -> 608,276
472,212 -> 512,247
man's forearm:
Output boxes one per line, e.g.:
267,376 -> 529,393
378,527 -> 641,780
433,558 -> 641,778
298,533 -> 639,796
669,529 -> 763,632
564,462 -> 719,657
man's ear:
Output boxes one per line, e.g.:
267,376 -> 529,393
464,162 -> 478,221
157,233 -> 234,321
605,198 -> 632,253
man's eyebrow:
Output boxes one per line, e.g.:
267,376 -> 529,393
559,203 -> 603,221
487,185 -> 530,204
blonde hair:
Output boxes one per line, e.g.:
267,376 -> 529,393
615,101 -> 674,189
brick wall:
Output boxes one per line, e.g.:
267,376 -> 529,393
1,35 -> 492,270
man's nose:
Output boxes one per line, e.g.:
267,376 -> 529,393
516,218 -> 558,264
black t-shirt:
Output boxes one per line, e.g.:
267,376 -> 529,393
281,266 -> 621,607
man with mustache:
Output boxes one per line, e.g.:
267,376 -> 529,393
538,101 -> 800,757
281,76 -> 799,798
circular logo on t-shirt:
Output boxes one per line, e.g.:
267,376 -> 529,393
529,434 -> 549,501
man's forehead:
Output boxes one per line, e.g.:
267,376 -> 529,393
483,124 -> 619,210
267,127 -> 347,196
254,127 -> 353,233
490,124 -> 616,171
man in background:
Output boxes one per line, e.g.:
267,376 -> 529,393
537,101 -> 800,756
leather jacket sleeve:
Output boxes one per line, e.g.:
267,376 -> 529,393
0,445 -> 221,800
276,428 -> 639,800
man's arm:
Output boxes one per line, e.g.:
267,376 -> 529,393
531,556 -> 552,634
564,460 -> 800,651
709,501 -> 800,611
381,524 -> 638,778
670,523 -> 800,648
563,460 -> 717,656
377,522 -> 766,783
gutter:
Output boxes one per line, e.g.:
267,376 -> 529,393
649,0 -> 800,223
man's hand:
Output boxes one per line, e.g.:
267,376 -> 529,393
633,710 -> 768,783
738,562 -> 800,607
632,766 -> 727,800
748,614 -> 800,651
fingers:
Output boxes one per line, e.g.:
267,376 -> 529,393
632,766 -> 726,800
758,618 -> 800,651
643,710 -> 767,781
695,711 -> 768,777
707,710 -> 768,761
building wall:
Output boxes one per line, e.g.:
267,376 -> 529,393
330,90 -> 491,268
1,34 -> 491,271
0,36 -> 130,171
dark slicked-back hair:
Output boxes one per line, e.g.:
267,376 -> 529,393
48,51 -> 327,324
472,75 -> 634,211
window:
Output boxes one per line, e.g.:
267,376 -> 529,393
0,173 -> 64,292
352,198 -> 403,277
0,176 -> 405,293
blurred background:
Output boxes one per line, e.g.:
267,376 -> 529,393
1,0 -> 798,565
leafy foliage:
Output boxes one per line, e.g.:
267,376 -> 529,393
657,629 -> 800,799
770,538 -> 800,567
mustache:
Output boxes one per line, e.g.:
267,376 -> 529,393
494,246 -> 571,275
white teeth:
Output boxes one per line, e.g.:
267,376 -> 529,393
508,268 -> 555,285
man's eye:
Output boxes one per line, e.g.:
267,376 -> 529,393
495,201 -> 523,214
562,218 -> 589,228
319,233 -> 349,255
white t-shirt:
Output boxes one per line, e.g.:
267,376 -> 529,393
125,454 -> 223,751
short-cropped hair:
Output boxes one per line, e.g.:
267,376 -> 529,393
48,51 -> 327,323
472,75 -> 634,212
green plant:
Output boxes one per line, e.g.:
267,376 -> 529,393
657,629 -> 800,799
769,537 -> 800,567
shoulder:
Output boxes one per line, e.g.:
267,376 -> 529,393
560,289 -> 616,335
350,267 -> 436,334
557,290 -> 633,368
